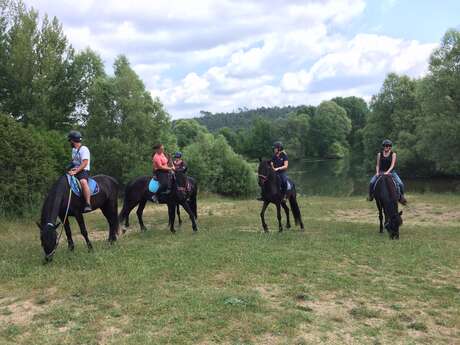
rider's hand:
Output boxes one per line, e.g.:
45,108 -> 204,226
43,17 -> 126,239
384,171 -> 390,175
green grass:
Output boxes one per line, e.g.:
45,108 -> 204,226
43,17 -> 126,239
0,194 -> 459,344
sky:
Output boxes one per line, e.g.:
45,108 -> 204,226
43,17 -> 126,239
24,0 -> 460,119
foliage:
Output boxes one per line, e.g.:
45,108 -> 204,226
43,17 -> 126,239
0,113 -> 57,215
172,119 -> 208,149
310,101 -> 351,158
183,133 -> 257,196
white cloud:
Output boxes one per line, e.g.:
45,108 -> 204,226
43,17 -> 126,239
24,0 -> 438,118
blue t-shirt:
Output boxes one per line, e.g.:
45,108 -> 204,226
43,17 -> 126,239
272,152 -> 288,169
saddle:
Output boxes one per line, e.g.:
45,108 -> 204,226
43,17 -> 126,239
373,175 -> 400,200
66,174 -> 100,197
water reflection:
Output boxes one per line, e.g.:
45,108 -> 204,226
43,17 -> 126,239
289,158 -> 460,197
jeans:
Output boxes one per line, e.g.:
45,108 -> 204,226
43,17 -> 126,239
370,171 -> 404,195
277,171 -> 288,193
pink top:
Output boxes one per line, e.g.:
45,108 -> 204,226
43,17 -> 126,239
153,152 -> 169,171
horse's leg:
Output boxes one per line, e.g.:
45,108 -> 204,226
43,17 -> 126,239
177,204 -> 182,227
136,199 -> 147,232
62,217 -> 74,251
276,203 -> 283,232
101,203 -> 118,243
168,203 -> 176,233
281,201 -> 291,229
120,201 -> 138,233
74,213 -> 93,251
180,201 -> 198,232
260,201 -> 269,232
376,200 -> 383,233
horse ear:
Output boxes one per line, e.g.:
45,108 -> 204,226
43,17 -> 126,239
399,211 -> 403,216
258,157 -> 262,162
36,221 -> 41,230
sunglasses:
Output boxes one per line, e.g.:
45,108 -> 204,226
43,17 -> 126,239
384,145 -> 392,148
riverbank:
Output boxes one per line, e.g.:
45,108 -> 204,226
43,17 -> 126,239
0,194 -> 459,344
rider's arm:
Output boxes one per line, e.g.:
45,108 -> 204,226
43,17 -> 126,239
276,160 -> 288,171
375,153 -> 380,175
385,153 -> 397,174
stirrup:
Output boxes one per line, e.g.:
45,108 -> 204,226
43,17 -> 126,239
83,204 -> 92,212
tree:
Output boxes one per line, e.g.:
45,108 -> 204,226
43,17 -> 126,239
173,119 -> 208,149
416,29 -> 460,175
332,96 -> 369,152
310,101 -> 351,158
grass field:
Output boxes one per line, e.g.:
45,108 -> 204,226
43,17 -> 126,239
0,194 -> 459,345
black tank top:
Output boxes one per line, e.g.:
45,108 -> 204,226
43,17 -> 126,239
379,151 -> 394,172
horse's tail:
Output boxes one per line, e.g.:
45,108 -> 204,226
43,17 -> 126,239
190,180 -> 198,219
118,179 -> 134,224
289,193 -> 302,226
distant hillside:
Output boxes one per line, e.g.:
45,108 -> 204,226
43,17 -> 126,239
195,105 -> 313,132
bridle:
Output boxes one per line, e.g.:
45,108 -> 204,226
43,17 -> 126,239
45,186 -> 72,259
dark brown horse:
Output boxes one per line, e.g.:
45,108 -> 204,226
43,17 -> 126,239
119,172 -> 198,233
257,160 -> 304,232
374,174 -> 403,239
37,175 -> 120,262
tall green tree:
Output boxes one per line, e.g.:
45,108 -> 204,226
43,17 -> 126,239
310,101 -> 351,158
332,96 -> 369,152
416,29 -> 460,175
173,119 -> 208,149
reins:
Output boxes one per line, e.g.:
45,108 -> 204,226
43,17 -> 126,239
46,186 -> 72,259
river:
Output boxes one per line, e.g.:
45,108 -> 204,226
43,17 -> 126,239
288,158 -> 460,197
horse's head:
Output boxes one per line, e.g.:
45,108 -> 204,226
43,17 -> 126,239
257,159 -> 272,187
385,210 -> 403,236
37,221 -> 58,262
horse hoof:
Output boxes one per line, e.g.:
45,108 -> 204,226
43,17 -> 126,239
140,227 -> 147,232
68,245 -> 75,252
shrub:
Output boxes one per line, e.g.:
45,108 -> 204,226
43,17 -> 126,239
0,114 -> 58,215
183,133 -> 257,197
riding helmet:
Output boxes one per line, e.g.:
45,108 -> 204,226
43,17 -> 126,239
273,141 -> 284,150
174,151 -> 182,158
382,139 -> 392,147
68,130 -> 82,142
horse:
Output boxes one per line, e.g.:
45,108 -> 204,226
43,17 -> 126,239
257,160 -> 304,232
119,171 -> 198,233
373,174 -> 403,239
37,174 -> 120,262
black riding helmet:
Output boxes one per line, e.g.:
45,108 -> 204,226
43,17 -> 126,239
68,130 -> 82,142
382,139 -> 392,147
273,141 -> 284,151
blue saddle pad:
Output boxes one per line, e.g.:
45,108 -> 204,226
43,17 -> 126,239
66,174 -> 100,197
148,178 -> 160,193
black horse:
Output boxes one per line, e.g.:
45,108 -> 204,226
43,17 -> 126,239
119,172 -> 198,233
373,174 -> 403,239
257,160 -> 304,232
37,175 -> 120,262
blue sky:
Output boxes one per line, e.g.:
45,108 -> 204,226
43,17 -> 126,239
24,0 -> 460,118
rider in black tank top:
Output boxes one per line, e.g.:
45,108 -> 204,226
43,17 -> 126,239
379,151 -> 393,172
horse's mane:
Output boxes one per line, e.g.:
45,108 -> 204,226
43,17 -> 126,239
40,175 -> 67,224
383,175 -> 398,202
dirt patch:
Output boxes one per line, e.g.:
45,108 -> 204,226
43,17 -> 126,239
331,202 -> 460,227
253,285 -> 284,310
98,325 -> 122,345
0,298 -> 57,326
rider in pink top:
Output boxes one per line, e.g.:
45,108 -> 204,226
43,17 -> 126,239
151,143 -> 174,202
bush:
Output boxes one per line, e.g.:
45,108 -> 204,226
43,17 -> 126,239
183,133 -> 257,197
0,114 -> 59,215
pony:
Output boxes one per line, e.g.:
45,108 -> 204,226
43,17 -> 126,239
37,175 -> 119,262
257,159 -> 304,232
119,171 -> 198,233
373,174 -> 403,239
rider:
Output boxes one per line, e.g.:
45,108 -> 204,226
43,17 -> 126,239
173,151 -> 188,173
368,139 -> 407,205
67,130 -> 92,212
271,141 -> 289,199
151,143 -> 174,202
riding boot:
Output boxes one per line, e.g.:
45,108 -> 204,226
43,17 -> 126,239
83,203 -> 92,212
399,194 -> 407,205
